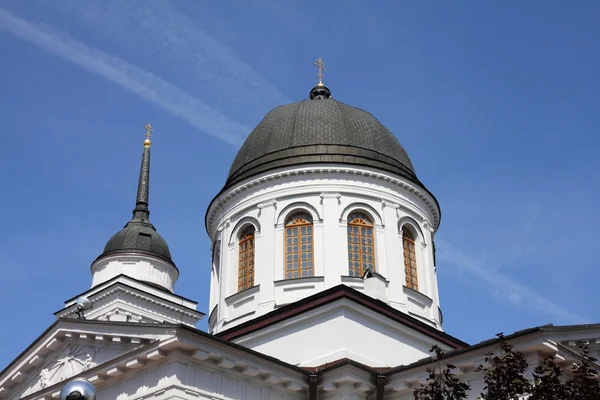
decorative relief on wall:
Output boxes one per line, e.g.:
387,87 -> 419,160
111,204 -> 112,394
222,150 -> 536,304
257,200 -> 278,209
102,308 -> 143,322
38,344 -> 100,388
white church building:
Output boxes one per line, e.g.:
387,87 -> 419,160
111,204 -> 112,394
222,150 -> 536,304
0,79 -> 598,399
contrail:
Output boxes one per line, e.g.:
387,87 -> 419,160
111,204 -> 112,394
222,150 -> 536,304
49,0 -> 292,113
0,8 -> 249,147
437,239 -> 590,325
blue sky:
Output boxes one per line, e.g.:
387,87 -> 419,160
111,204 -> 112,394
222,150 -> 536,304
0,1 -> 598,367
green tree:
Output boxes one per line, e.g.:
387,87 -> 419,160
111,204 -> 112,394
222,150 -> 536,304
413,345 -> 470,400
478,333 -> 530,400
529,355 -> 566,400
564,342 -> 600,400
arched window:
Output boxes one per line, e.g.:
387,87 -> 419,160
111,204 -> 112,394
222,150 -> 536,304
347,212 -> 376,277
402,227 -> 418,290
285,213 -> 314,279
238,226 -> 255,291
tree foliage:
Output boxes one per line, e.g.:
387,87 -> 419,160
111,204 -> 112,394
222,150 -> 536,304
412,336 -> 599,400
529,355 -> 566,400
478,333 -> 530,400
564,342 -> 600,400
529,341 -> 600,400
413,345 -> 470,400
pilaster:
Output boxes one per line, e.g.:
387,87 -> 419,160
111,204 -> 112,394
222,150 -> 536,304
320,192 -> 343,288
382,201 -> 406,312
256,200 -> 277,312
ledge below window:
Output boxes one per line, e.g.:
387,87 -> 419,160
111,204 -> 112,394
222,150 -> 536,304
402,285 -> 433,308
225,285 -> 260,308
341,275 -> 365,291
274,276 -> 325,306
274,276 -> 324,286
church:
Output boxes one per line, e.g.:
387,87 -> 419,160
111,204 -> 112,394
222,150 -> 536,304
0,67 -> 598,399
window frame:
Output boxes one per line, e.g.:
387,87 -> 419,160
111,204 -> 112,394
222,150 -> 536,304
402,226 -> 419,291
347,212 -> 376,277
284,213 -> 314,279
238,226 -> 255,292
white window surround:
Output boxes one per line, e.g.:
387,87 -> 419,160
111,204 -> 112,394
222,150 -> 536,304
275,202 -> 321,227
228,217 -> 260,246
339,202 -> 384,226
399,217 -> 429,298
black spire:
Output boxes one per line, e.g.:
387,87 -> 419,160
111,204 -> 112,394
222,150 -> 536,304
132,139 -> 151,221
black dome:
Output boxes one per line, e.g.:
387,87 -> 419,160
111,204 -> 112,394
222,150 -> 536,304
226,98 -> 420,188
102,219 -> 172,262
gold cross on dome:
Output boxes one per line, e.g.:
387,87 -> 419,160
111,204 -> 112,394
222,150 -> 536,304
144,124 -> 153,141
314,58 -> 326,86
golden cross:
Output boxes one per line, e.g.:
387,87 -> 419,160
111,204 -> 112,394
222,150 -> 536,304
144,124 -> 153,141
314,58 -> 326,86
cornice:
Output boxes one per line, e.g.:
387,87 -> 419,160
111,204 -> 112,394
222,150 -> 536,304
4,325 -> 309,400
57,286 -> 202,322
207,166 -> 440,235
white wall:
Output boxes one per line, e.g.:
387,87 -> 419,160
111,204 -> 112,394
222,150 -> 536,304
206,164 -> 442,334
232,299 -> 447,368
91,253 -> 179,293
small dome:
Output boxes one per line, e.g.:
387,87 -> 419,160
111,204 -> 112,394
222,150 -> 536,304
226,98 -> 420,189
102,219 -> 172,262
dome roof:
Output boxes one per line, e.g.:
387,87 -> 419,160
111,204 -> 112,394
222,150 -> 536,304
226,96 -> 420,189
102,219 -> 172,262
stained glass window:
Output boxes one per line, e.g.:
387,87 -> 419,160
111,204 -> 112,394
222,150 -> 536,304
347,213 -> 376,277
285,213 -> 314,279
403,227 -> 418,290
238,226 -> 255,291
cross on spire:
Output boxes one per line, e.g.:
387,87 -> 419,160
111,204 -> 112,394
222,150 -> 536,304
144,124 -> 153,147
314,58 -> 326,86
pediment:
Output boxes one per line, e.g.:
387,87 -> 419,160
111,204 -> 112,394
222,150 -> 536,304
0,319 -> 174,399
2,321 -> 309,400
17,340 -> 136,398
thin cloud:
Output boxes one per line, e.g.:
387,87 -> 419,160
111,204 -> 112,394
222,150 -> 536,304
436,239 -> 590,325
52,0 -> 291,113
0,8 -> 248,146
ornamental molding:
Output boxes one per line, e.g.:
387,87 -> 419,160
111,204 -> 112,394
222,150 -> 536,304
381,199 -> 400,209
422,219 -> 435,233
319,192 -> 342,199
38,344 -> 100,389
319,366 -> 375,394
257,199 -> 277,209
57,286 -> 200,322
207,167 -> 440,235
217,220 -> 230,232
99,308 -> 143,323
